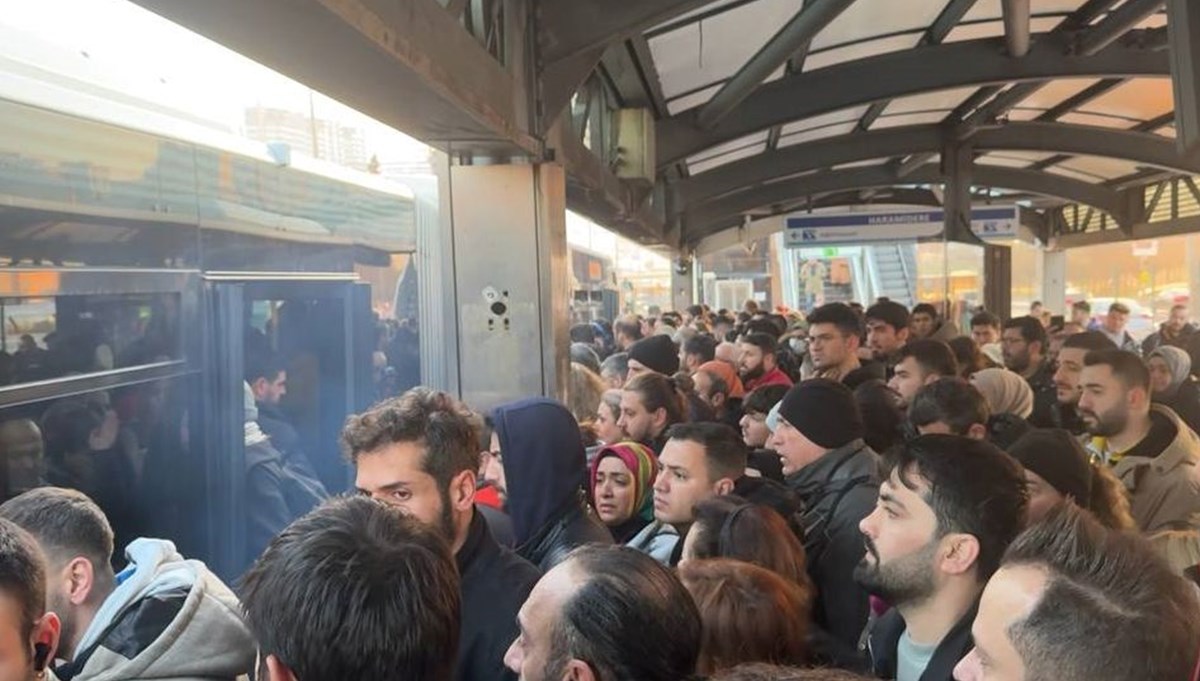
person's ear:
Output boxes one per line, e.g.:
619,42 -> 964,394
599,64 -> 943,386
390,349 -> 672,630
561,659 -> 598,681
714,477 -> 736,496
450,469 -> 477,512
31,612 -> 60,673
940,533 -> 981,576
653,407 -> 668,429
65,557 -> 96,606
711,393 -> 726,409
966,423 -> 988,440
264,654 -> 299,681
897,327 -> 910,343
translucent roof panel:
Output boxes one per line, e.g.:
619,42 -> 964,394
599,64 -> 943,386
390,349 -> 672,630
666,84 -> 720,115
651,0 -> 744,30
779,105 -> 870,135
809,0 -> 947,51
687,142 -> 767,175
1054,155 -> 1143,181
871,111 -> 950,129
887,87 -> 978,115
833,158 -> 892,171
1043,166 -> 1108,183
978,152 -> 1058,168
1079,78 -> 1173,123
962,0 -> 1086,22
648,0 -> 805,99
1007,108 -> 1049,121
1058,111 -> 1141,128
1156,124 -> 1176,139
945,16 -> 1062,43
686,130 -> 770,166
803,34 -> 919,72
777,120 -> 859,148
1017,78 -> 1101,111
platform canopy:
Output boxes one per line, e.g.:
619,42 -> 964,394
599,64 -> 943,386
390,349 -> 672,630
129,0 -> 1200,249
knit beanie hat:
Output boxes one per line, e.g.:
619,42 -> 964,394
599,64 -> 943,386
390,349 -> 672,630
628,334 -> 680,376
777,378 -> 864,449
1007,428 -> 1092,503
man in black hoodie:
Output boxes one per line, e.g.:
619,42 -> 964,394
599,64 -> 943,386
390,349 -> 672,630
347,388 -> 540,681
488,397 -> 613,570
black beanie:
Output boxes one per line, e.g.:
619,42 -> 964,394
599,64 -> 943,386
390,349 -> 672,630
777,379 -> 864,449
628,335 -> 679,376
1006,428 -> 1092,503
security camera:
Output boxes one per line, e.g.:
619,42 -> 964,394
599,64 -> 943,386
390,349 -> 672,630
674,257 -> 691,276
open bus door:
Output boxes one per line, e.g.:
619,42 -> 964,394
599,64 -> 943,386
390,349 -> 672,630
204,276 -> 373,580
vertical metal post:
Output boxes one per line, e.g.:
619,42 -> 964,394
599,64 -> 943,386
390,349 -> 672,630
1168,0 -> 1200,158
941,144 -> 975,243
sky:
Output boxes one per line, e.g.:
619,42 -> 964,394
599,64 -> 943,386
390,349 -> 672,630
1,0 -> 430,163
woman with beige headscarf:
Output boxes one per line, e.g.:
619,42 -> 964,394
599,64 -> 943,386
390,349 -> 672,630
970,368 -> 1034,419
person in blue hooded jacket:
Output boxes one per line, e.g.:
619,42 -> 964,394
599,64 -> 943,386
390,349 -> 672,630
486,397 -> 613,570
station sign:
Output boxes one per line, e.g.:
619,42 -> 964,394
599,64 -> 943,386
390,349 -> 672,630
784,206 -> 1019,247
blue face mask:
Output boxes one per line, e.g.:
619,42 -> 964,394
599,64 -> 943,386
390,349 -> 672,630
789,337 -> 808,356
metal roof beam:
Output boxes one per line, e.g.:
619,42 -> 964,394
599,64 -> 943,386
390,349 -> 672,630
658,34 -> 1168,166
1074,0 -> 1165,56
674,121 -> 1198,208
1036,78 -> 1126,121
1002,0 -> 1032,58
1167,0 -> 1200,157
538,0 -> 715,65
696,0 -> 858,129
130,0 -> 540,154
683,163 -> 1124,242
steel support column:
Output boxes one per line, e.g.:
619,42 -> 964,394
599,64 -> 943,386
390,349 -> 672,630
1167,0 -> 1200,157
942,144 -> 977,243
1002,0 -> 1031,57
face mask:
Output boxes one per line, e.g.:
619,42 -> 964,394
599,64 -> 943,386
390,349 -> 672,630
789,338 -> 808,355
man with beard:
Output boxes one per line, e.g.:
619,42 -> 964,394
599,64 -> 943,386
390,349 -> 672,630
1077,349 -> 1200,531
348,388 -> 540,681
738,333 -> 793,392
1050,331 -> 1116,434
807,303 -> 884,388
1000,317 -> 1056,428
858,435 -> 1027,681
0,518 -> 60,681
504,545 -> 702,681
865,301 -> 910,377
1142,304 -> 1197,355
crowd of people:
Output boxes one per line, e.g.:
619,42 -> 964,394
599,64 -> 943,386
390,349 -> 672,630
0,297 -> 1197,681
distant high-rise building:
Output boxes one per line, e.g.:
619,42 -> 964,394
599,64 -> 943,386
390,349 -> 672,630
243,105 -> 368,170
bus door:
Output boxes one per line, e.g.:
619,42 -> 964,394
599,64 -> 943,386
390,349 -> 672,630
204,276 -> 373,579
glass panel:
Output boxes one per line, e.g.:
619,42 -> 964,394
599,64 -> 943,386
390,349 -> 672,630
0,376 -> 208,565
1010,239 -> 1044,319
0,292 -> 182,386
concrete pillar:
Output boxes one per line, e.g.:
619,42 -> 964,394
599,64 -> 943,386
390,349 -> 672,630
446,163 -> 570,410
1042,249 -> 1067,316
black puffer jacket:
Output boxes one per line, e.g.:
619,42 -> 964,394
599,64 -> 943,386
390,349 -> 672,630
492,398 -> 613,571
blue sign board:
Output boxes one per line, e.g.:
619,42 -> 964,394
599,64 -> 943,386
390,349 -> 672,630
784,207 -> 1018,247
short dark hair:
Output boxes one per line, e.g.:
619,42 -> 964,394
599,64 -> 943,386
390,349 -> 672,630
881,434 -> 1027,580
908,378 -> 990,436
806,303 -> 862,338
0,517 -> 46,644
744,320 -> 781,338
1002,316 -> 1047,350
1072,300 -> 1091,314
1108,301 -> 1130,315
970,311 -> 1001,330
684,335 -> 718,363
743,384 -> 789,415
666,422 -> 748,482
245,352 -> 286,384
1083,349 -> 1150,392
341,388 -> 479,490
740,333 -> 778,357
241,496 -> 460,681
688,496 -> 810,590
711,664 -> 874,681
0,488 -> 114,577
911,303 -> 938,319
701,371 -> 731,399
1003,505 -> 1200,681
600,352 -> 630,381
864,300 -> 909,331
555,545 -> 702,681
570,323 -> 597,344
1060,331 -> 1117,353
896,339 -> 958,378
687,304 -> 704,318
614,318 -> 643,342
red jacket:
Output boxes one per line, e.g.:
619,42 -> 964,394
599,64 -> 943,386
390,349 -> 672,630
744,366 -> 794,392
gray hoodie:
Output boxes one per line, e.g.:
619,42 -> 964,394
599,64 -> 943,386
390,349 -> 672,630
56,539 -> 255,681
